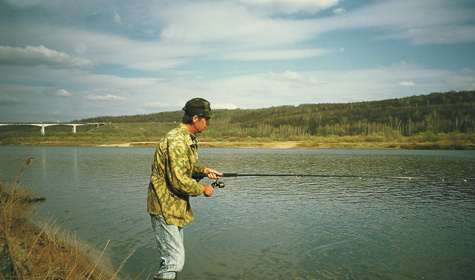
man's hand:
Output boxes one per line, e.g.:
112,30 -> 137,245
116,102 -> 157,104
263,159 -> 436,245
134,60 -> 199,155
203,185 -> 214,197
204,167 -> 222,180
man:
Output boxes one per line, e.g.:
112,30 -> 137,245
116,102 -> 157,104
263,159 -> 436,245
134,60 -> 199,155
147,97 -> 222,280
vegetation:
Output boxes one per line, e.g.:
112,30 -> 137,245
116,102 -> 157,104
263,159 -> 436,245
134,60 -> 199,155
0,158 -> 133,279
1,90 -> 474,149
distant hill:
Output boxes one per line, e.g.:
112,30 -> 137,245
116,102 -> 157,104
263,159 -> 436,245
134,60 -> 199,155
78,90 -> 474,137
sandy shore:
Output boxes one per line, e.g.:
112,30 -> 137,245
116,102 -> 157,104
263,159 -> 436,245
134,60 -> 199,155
4,139 -> 474,150
98,141 -> 302,149
97,141 -> 406,149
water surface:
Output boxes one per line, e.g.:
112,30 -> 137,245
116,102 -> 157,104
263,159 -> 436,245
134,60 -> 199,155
0,146 -> 474,279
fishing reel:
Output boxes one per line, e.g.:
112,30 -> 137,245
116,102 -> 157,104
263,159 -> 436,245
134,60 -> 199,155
211,180 -> 225,188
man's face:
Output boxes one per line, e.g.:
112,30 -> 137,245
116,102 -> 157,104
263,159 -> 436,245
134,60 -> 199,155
193,116 -> 210,134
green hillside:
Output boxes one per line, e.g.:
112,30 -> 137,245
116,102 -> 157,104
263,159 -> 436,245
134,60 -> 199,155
79,90 -> 474,138
1,90 -> 474,149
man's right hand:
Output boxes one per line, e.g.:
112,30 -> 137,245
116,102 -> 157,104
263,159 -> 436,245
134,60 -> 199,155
203,185 -> 214,197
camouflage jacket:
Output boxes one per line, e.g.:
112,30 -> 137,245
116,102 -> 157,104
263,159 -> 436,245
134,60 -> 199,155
147,123 -> 206,227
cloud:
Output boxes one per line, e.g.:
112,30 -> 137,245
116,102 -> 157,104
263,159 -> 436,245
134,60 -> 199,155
0,0 -> 473,122
130,59 -> 186,71
113,12 -> 123,24
213,103 -> 239,109
56,89 -> 71,97
399,81 -> 416,87
275,71 -> 319,85
241,0 -> 340,14
387,25 -> 475,45
2,0 -> 470,77
158,2 -> 314,46
333,7 -> 345,14
204,62 -> 462,107
0,93 -> 21,104
338,0 -> 475,45
86,94 -> 126,101
0,45 -> 93,68
223,48 -> 333,61
446,68 -> 475,89
144,102 -> 170,108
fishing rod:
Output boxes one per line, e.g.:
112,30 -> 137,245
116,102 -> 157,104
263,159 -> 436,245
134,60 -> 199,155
192,172 -> 418,188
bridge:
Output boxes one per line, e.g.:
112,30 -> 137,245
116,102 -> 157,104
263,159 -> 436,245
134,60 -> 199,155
0,122 -> 106,135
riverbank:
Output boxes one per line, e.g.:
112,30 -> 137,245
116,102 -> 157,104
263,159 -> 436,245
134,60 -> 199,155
2,132 -> 474,150
0,158 -> 127,279
34,139 -> 475,150
1,129 -> 474,150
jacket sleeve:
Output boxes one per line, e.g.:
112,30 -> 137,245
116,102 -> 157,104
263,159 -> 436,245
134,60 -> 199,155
166,136 -> 204,197
193,164 -> 206,174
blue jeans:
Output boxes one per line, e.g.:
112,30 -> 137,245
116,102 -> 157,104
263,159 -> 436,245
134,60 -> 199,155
151,214 -> 185,279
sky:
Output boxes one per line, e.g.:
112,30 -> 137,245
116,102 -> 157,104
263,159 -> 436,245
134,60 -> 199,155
0,0 -> 474,122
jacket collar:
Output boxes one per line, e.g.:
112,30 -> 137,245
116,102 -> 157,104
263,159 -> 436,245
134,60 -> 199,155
179,123 -> 198,148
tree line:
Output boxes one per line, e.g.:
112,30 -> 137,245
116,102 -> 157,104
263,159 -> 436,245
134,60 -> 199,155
79,90 -> 474,138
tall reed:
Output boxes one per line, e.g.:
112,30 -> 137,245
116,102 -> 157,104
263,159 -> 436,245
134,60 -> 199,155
0,158 -> 135,279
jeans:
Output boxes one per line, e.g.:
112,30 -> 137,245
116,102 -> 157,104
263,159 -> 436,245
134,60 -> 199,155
151,214 -> 185,279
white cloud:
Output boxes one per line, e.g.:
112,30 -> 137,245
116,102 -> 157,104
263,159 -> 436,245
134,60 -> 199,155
275,71 -> 319,85
223,48 -> 333,61
446,68 -> 475,90
204,62 -> 460,107
130,59 -> 186,71
158,2 -> 314,46
0,0 -> 473,122
399,81 -> 416,87
0,45 -> 93,68
86,94 -> 126,101
144,102 -> 170,108
282,71 -> 302,80
334,0 -> 475,45
113,12 -> 123,24
56,89 -> 71,97
1,62 -> 471,121
2,0 -> 470,77
241,0 -> 340,14
333,7 -> 345,14
387,25 -> 475,45
213,103 -> 239,109
12,26 -> 201,72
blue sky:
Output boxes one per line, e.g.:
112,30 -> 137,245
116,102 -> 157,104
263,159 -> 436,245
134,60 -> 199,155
0,0 -> 474,122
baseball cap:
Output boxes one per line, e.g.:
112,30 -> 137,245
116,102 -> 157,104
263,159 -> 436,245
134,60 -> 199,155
182,98 -> 215,119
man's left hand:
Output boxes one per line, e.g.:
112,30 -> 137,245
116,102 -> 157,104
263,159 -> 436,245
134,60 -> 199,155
204,167 -> 222,180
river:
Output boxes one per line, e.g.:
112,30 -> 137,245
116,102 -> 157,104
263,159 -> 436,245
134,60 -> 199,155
0,146 -> 474,279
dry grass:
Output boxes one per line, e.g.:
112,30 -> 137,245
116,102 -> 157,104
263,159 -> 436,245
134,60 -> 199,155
0,157 -> 135,279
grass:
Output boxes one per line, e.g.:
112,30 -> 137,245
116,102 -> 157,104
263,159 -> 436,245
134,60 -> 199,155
0,123 -> 474,150
0,158 -> 136,279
